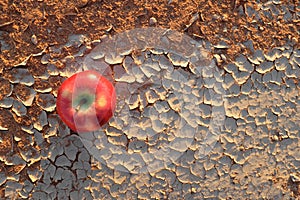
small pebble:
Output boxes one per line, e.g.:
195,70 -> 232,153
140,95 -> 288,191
12,99 -> 27,116
36,93 -> 56,112
149,17 -> 157,26
256,61 -> 274,74
55,155 -> 72,167
8,68 -> 34,86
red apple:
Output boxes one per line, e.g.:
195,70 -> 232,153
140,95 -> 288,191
56,70 -> 116,133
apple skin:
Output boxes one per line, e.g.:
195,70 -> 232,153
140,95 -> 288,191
56,70 -> 116,133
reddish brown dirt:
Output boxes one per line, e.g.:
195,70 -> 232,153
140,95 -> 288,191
0,0 -> 299,68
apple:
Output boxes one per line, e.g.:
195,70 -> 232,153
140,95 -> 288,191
56,70 -> 116,133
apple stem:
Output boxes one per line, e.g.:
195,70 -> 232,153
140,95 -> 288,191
75,98 -> 88,112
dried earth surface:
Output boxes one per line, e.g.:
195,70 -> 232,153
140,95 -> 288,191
0,0 -> 300,199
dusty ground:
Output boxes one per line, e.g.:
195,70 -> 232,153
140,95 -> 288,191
0,0 -> 300,199
1,0 -> 299,67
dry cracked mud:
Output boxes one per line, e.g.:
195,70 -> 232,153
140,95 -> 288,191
0,0 -> 300,199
